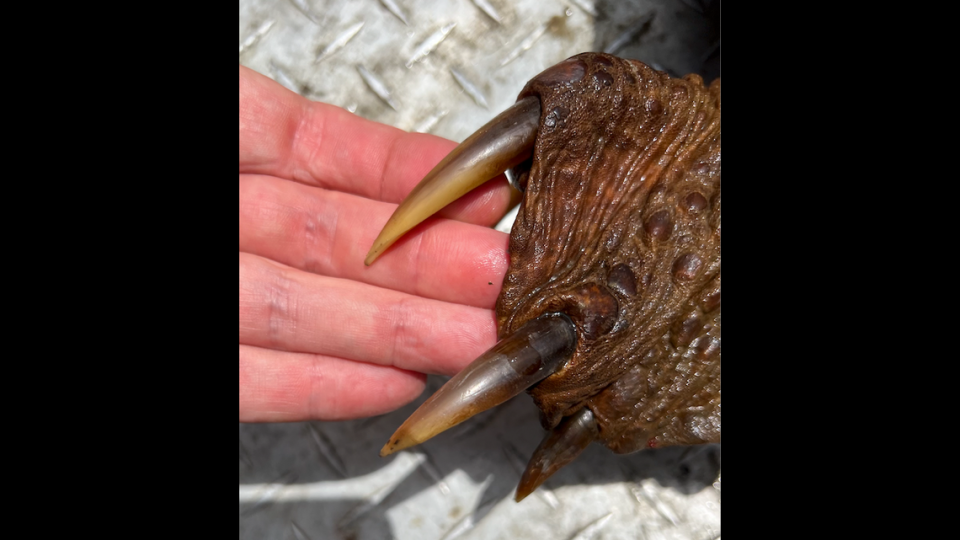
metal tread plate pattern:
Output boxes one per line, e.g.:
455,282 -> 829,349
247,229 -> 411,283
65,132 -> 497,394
239,1 -> 720,538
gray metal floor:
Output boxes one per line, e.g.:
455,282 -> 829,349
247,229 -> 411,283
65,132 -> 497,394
239,1 -> 721,538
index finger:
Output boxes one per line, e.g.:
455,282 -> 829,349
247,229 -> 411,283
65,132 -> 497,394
239,66 -> 513,223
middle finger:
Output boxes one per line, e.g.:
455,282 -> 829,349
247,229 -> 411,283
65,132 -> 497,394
239,173 -> 509,309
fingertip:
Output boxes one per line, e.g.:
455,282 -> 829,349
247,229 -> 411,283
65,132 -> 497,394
436,176 -> 515,227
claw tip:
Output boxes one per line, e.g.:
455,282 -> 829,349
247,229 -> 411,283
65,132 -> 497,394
514,486 -> 534,503
364,244 -> 384,266
379,432 -> 415,457
514,467 -> 545,503
380,437 -> 406,457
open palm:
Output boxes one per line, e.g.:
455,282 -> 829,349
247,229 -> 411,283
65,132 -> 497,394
239,66 -> 512,421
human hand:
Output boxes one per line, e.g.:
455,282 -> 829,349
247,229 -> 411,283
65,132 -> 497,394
240,66 -> 513,422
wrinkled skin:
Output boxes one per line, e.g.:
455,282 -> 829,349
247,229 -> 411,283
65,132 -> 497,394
374,53 -> 720,493
500,53 -> 721,452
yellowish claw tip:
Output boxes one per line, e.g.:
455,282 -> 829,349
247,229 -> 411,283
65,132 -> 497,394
380,435 -> 401,457
365,237 -> 389,266
365,237 -> 390,266
363,96 -> 539,269
380,430 -> 421,457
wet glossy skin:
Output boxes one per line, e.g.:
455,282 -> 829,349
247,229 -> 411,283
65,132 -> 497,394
499,53 -> 721,452
372,53 -> 721,482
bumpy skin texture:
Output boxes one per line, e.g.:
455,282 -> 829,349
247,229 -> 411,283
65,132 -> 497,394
496,53 -> 721,453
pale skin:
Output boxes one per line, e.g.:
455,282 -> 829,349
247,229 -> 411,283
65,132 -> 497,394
239,65 -> 514,422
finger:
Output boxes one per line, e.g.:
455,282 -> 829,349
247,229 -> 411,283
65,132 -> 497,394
239,344 -> 427,422
239,252 -> 498,377
239,65 -> 513,226
239,174 -> 508,308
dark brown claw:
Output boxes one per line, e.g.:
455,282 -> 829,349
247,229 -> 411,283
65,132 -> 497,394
515,406 -> 598,502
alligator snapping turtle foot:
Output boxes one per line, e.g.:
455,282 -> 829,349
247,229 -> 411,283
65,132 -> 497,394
366,53 -> 721,501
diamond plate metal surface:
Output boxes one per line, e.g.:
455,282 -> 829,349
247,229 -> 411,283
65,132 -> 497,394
239,1 -> 720,538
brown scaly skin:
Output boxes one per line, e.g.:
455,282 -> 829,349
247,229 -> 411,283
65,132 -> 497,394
497,53 -> 721,452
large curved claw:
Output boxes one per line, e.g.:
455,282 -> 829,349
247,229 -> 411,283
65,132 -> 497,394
365,96 -> 540,266
380,315 -> 576,457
